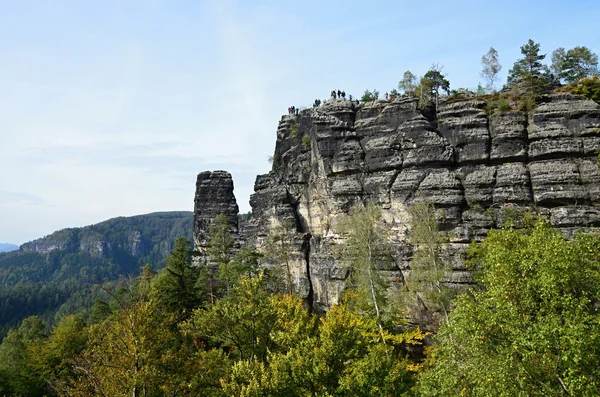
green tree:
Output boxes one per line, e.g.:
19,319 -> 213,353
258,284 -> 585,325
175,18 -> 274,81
183,275 -> 313,362
264,222 -> 297,295
89,299 -> 111,325
422,64 -> 450,111
336,204 -> 397,339
399,70 -> 418,96
571,74 -> 600,103
151,237 -> 202,318
221,303 -> 422,396
361,89 -> 380,103
0,316 -> 47,396
227,248 -> 263,283
30,314 -> 88,393
550,47 -> 567,78
207,214 -> 235,293
481,47 -> 502,92
552,46 -> 599,83
406,200 -> 456,329
418,219 -> 600,396
507,39 -> 551,93
62,299 -> 183,397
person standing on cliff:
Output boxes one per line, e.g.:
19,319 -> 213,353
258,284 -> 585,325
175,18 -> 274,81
341,90 -> 346,99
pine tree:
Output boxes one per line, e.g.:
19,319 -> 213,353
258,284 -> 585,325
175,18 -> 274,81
507,39 -> 550,94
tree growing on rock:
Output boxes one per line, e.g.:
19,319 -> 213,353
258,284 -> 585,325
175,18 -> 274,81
360,89 -> 380,104
507,39 -> 551,94
422,64 -> 450,113
551,46 -> 599,83
480,47 -> 502,92
398,70 -> 418,97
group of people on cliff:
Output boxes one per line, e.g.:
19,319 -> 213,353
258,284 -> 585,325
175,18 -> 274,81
331,89 -> 346,99
312,89 -> 354,108
287,106 -> 299,115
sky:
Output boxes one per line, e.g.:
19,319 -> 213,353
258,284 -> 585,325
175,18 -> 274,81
1,0 -> 599,244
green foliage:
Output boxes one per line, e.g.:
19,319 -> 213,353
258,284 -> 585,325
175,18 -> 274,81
221,248 -> 263,289
221,303 -> 422,396
62,299 -> 183,397
237,211 -> 252,227
570,74 -> 600,103
183,275 -> 307,362
0,316 -> 47,396
406,200 -> 456,328
151,237 -> 203,318
336,204 -> 400,335
263,222 -> 298,295
418,220 -> 600,396
399,70 -> 418,96
208,214 -> 236,293
551,46 -> 599,83
507,39 -> 551,94
29,314 -> 88,391
301,132 -> 310,150
268,153 -> 283,170
289,120 -> 298,138
0,212 -> 192,337
361,89 -> 380,103
481,47 -> 502,92
423,64 -> 450,105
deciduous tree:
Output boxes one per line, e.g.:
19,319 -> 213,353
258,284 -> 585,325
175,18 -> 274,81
418,219 -> 600,396
480,47 -> 502,92
406,200 -> 456,329
552,46 -> 599,83
336,204 -> 397,339
398,70 -> 418,96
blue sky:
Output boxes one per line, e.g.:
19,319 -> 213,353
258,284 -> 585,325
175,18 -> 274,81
1,0 -> 599,244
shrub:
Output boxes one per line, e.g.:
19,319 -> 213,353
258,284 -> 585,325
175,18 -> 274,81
301,133 -> 310,150
571,75 -> 600,103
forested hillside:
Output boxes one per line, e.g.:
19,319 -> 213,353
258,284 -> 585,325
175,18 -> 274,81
0,212 -> 192,337
0,215 -> 599,396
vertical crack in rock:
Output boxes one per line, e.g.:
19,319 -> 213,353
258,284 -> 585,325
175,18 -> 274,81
194,93 -> 600,320
302,233 -> 314,312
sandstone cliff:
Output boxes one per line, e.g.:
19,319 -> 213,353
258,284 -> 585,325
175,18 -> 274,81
193,94 -> 600,312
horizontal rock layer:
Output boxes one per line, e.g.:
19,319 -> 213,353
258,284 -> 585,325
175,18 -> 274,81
196,94 -> 600,313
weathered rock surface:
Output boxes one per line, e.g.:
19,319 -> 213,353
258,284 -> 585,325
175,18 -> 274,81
193,171 -> 239,253
194,94 -> 600,313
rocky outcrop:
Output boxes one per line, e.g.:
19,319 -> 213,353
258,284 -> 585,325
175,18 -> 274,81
241,94 -> 600,311
191,94 -> 600,314
192,171 -> 239,260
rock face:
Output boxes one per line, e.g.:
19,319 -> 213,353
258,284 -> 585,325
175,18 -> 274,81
193,171 -> 239,258
193,94 -> 600,313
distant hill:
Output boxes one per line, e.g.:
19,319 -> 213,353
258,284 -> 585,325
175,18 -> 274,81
0,211 -> 193,337
0,243 -> 18,253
